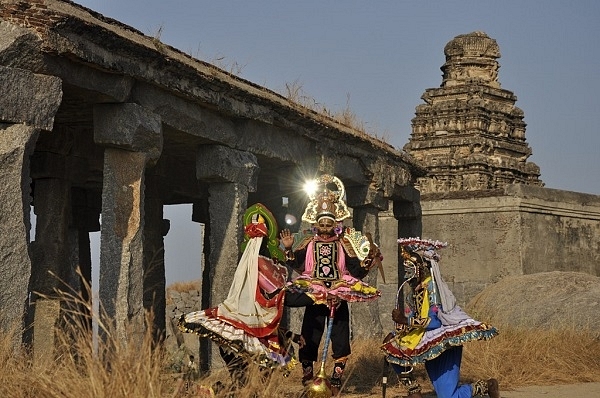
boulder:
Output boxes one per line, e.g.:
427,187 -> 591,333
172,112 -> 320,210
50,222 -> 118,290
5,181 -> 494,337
467,271 -> 600,331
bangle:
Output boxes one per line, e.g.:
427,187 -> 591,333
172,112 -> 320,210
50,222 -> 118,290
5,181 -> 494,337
361,258 -> 372,268
284,249 -> 295,261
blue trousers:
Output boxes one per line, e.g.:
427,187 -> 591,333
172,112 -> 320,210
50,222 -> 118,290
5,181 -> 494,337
425,346 -> 472,398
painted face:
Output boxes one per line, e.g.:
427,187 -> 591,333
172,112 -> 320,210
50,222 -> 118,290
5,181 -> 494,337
316,217 -> 335,236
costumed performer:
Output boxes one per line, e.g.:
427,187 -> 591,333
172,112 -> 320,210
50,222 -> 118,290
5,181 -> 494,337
279,174 -> 383,394
381,237 -> 500,398
179,203 -> 303,386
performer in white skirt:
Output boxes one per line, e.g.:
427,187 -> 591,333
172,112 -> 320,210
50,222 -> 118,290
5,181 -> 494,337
179,203 -> 302,385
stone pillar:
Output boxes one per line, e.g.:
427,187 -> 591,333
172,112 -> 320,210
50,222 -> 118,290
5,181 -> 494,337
267,167 -> 315,335
393,187 -> 422,239
27,123 -> 83,353
94,103 -> 162,344
196,144 -> 259,371
349,204 -> 384,338
0,124 -> 40,338
248,177 -> 285,226
275,165 -> 316,234
0,66 -> 61,347
143,174 -> 169,344
70,188 -> 101,334
27,177 -> 71,349
345,175 -> 392,339
377,205 -> 398,331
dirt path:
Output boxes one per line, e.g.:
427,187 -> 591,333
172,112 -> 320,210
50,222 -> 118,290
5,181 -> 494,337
499,382 -> 600,398
348,382 -> 600,397
411,383 -> 600,398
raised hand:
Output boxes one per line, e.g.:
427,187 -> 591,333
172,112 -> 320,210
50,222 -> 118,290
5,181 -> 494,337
279,228 -> 294,249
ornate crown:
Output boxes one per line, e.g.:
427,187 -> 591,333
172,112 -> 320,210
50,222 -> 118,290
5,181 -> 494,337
301,174 -> 351,224
397,237 -> 448,251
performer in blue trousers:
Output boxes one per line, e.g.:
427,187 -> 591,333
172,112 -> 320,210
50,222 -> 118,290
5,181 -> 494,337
381,238 -> 500,398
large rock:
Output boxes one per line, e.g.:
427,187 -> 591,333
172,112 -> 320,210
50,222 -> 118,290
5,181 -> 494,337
467,271 -> 600,330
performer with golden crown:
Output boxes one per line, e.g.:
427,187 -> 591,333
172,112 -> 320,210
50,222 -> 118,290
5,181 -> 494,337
280,174 -> 382,396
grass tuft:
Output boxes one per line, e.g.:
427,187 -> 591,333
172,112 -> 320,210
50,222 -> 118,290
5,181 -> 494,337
2,302 -> 599,397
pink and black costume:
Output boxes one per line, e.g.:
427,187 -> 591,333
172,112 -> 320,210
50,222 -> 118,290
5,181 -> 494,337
283,174 -> 381,390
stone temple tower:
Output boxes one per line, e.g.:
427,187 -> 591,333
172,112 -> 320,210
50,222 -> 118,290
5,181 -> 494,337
404,31 -> 543,194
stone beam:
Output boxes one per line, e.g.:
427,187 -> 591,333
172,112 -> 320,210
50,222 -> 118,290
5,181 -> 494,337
132,83 -> 239,146
196,145 -> 259,191
236,120 -> 315,165
47,57 -> 134,103
0,66 -> 62,130
317,152 -> 368,185
343,157 -> 413,211
134,83 -> 315,165
317,150 -> 417,205
346,184 -> 388,211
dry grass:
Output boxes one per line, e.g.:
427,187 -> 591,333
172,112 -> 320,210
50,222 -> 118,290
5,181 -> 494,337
282,80 -> 390,143
0,319 -> 167,398
462,325 -> 600,386
168,280 -> 201,294
2,312 -> 599,398
338,324 -> 600,397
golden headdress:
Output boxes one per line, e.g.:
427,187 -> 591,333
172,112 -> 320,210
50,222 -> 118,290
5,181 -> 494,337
301,174 -> 351,224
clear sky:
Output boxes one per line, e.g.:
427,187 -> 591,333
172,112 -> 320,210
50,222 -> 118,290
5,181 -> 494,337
72,1 -> 600,285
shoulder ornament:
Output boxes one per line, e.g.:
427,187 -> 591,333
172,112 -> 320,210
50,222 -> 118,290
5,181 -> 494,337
342,227 -> 371,260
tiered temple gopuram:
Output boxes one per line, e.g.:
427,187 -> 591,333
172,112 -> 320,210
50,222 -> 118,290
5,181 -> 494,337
405,31 -> 543,194
404,32 -> 600,304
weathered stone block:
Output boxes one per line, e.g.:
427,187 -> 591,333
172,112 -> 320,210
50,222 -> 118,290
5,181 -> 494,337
0,124 -> 38,334
0,65 -> 62,130
196,145 -> 259,190
93,103 -> 162,163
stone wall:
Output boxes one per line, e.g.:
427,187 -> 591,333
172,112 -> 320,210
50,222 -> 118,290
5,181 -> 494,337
421,184 -> 600,305
165,287 -> 201,370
